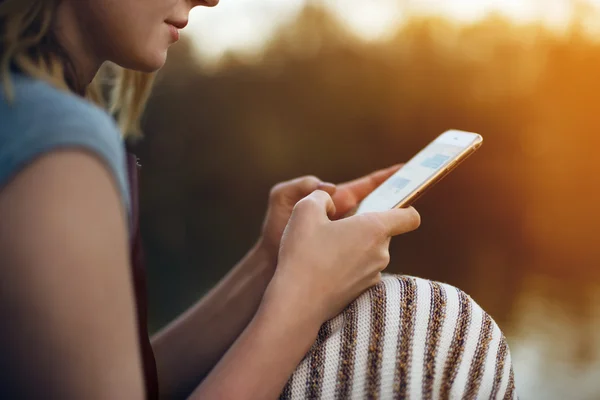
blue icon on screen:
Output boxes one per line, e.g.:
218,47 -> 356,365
421,154 -> 450,169
391,177 -> 411,193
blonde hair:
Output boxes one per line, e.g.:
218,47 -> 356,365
0,0 -> 155,138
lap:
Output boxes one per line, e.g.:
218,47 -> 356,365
280,275 -> 516,400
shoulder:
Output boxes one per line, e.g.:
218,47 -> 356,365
0,74 -> 131,218
2,74 -> 115,121
0,74 -> 124,162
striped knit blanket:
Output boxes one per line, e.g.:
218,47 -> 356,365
280,275 -> 516,400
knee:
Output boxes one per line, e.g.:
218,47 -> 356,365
282,275 -> 517,400
364,274 -> 517,399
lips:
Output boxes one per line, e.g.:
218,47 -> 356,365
166,20 -> 188,29
167,24 -> 180,42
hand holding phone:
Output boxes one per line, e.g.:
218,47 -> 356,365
352,130 -> 482,215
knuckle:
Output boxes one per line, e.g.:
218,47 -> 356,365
271,176 -> 323,204
366,214 -> 388,239
293,197 -> 311,212
380,249 -> 391,267
292,175 -> 321,193
304,196 -> 319,208
311,189 -> 330,202
301,175 -> 321,186
296,193 -> 321,211
269,183 -> 286,201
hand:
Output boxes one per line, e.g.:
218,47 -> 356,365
258,164 -> 403,263
263,190 -> 421,325
259,176 -> 337,263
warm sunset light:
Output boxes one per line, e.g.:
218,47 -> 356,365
142,1 -> 600,398
186,0 -> 600,61
5,0 -> 600,398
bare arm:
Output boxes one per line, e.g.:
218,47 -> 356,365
151,241 -> 276,398
187,190 -> 420,399
188,288 -> 322,400
152,167 -> 408,399
0,151 -> 145,398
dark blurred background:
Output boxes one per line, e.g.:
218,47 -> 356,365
133,2 -> 600,398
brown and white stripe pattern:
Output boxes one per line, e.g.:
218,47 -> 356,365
463,313 -> 494,398
335,301 -> 358,398
306,322 -> 332,398
281,275 -> 517,400
366,282 -> 387,399
394,277 -> 418,399
422,282 -> 447,399
440,290 -> 473,399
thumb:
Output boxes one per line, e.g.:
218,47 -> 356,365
378,207 -> 421,237
296,190 -> 337,221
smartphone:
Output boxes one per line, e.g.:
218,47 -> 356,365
353,130 -> 483,215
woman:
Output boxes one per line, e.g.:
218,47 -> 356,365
0,0 -> 516,399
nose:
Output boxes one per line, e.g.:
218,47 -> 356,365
191,0 -> 219,7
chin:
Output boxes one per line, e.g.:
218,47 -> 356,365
131,57 -> 167,73
117,49 -> 168,73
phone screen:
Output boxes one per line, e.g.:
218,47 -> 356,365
354,130 -> 481,214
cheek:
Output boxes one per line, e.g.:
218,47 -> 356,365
133,24 -> 171,71
88,1 -> 170,71
126,19 -> 170,63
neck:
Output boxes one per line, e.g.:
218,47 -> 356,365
53,2 -> 103,92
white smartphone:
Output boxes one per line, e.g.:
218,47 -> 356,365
353,129 -> 483,215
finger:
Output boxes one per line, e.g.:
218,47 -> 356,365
286,176 -> 322,199
332,164 -> 404,218
378,206 -> 421,236
341,164 -> 403,199
296,190 -> 337,221
272,176 -> 336,204
316,182 -> 337,196
368,163 -> 404,186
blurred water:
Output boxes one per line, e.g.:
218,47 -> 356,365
509,274 -> 600,399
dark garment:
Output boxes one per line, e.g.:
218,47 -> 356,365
126,152 -> 159,400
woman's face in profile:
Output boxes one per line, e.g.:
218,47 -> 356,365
63,0 -> 218,71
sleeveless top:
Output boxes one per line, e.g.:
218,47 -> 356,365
0,74 -> 159,398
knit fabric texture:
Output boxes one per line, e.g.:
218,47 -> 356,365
280,275 -> 517,400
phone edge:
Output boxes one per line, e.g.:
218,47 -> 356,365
394,134 -> 483,209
